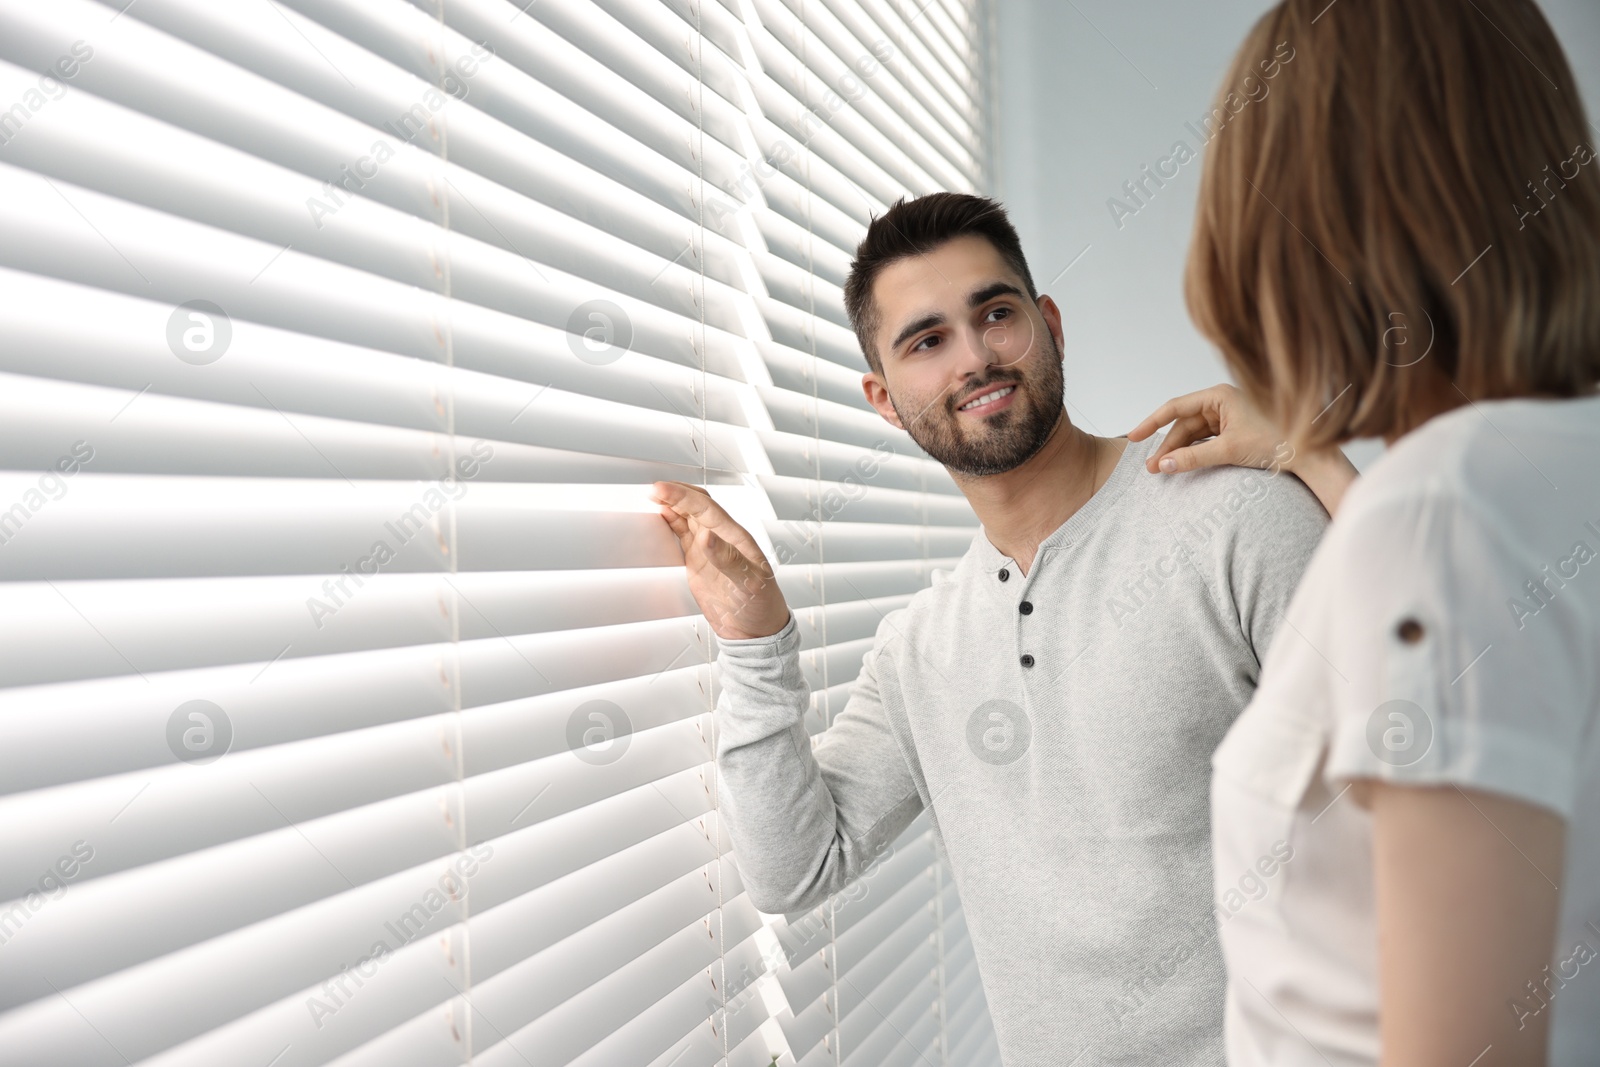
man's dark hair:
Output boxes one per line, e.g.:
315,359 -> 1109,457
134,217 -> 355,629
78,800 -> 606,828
843,192 -> 1039,375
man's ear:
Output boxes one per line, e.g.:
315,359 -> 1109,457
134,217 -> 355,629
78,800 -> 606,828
862,371 -> 905,430
1036,294 -> 1066,362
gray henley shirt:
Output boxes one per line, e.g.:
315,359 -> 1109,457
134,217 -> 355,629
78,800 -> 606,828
712,431 -> 1329,1066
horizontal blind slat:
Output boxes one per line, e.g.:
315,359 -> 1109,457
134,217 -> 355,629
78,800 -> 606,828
0,0 -> 998,1056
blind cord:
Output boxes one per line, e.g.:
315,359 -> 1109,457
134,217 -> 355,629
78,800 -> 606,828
692,5 -> 727,1064
429,4 -> 472,1060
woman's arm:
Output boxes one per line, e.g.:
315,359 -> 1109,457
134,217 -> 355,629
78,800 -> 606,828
1282,445 -> 1360,518
1358,780 -> 1567,1067
1127,383 -> 1360,516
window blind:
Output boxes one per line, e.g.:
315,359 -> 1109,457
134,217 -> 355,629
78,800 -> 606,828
0,0 -> 1001,1063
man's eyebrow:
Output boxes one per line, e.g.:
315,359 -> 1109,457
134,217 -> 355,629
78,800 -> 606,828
887,282 -> 1027,357
890,312 -> 945,355
968,281 -> 1025,308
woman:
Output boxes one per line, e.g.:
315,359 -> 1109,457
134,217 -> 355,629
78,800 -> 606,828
1127,1 -> 1600,1065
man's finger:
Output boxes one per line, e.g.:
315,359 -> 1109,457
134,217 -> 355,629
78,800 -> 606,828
650,480 -> 708,509
658,505 -> 694,554
653,480 -> 732,529
652,480 -> 769,567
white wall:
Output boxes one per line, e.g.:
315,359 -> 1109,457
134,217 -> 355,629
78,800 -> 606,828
993,0 -> 1600,471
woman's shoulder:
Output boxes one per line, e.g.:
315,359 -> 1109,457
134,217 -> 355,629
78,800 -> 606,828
1342,392 -> 1600,525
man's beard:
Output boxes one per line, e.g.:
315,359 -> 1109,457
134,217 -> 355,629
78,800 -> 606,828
890,335 -> 1065,477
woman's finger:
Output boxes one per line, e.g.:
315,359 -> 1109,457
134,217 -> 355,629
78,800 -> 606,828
1126,397 -> 1194,441
1145,413 -> 1214,472
1152,436 -> 1238,474
1126,384 -> 1233,441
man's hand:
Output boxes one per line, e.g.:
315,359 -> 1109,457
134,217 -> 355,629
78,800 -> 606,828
651,481 -> 792,641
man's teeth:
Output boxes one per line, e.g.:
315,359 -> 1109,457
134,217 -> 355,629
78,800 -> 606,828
960,385 -> 1015,411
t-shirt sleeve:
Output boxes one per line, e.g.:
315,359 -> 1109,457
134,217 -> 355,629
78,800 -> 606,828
1321,488 -> 1597,820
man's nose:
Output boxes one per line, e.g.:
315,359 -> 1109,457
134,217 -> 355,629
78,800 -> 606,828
953,325 -> 1006,376
983,314 -> 1037,371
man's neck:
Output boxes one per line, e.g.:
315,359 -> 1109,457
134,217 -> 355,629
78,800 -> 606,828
952,414 -> 1125,576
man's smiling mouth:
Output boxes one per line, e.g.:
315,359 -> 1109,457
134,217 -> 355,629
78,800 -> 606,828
958,384 -> 1016,412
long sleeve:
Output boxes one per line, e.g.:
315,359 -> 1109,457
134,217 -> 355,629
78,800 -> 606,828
712,611 -> 924,915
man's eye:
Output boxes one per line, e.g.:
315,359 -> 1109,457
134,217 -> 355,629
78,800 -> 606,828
985,306 -> 1011,323
911,334 -> 940,352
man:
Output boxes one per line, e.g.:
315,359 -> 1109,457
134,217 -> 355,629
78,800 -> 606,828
652,192 -> 1329,1066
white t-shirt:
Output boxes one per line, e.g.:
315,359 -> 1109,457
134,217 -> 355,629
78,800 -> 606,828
1210,393 -> 1600,1066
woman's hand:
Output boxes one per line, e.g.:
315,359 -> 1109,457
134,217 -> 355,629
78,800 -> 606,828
1126,383 -> 1294,476
1127,383 -> 1360,516
651,481 -> 792,641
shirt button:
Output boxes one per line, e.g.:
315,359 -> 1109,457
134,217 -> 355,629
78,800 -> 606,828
998,568 -> 1010,582
1020,654 -> 1035,668
1019,601 -> 1033,615
1396,618 -> 1425,644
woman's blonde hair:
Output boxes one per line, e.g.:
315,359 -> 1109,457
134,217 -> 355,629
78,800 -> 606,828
1186,0 -> 1600,450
